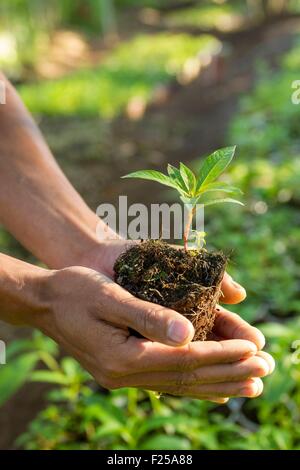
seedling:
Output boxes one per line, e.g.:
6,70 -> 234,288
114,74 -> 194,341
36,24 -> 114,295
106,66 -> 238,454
115,146 -> 244,341
122,146 -> 243,250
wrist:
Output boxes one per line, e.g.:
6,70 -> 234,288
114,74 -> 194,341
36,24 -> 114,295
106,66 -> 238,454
23,267 -> 55,330
0,254 -> 54,328
64,221 -> 121,276
46,217 -> 119,271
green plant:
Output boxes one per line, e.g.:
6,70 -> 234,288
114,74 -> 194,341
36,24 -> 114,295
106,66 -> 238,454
123,146 -> 243,250
14,317 -> 300,450
0,332 -> 58,407
18,33 -> 219,118
2,12 -> 300,453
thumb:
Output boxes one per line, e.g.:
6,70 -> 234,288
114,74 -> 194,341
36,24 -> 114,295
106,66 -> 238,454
103,281 -> 195,346
220,272 -> 247,305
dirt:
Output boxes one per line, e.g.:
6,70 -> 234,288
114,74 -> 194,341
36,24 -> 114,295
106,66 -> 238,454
0,16 -> 299,449
114,240 -> 227,340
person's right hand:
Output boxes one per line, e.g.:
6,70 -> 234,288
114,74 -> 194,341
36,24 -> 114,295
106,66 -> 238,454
31,266 -> 274,403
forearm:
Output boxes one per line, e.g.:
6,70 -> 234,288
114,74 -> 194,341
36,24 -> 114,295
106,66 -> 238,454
0,74 -> 110,268
0,252 -> 50,326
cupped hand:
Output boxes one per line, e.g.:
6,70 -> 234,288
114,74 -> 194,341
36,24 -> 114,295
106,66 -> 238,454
74,239 -> 274,402
35,264 -> 274,403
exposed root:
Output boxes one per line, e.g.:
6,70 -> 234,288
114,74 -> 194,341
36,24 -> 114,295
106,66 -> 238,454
114,240 -> 227,341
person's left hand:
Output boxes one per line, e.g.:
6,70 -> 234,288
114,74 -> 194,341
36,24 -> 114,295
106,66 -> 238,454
77,239 -> 273,403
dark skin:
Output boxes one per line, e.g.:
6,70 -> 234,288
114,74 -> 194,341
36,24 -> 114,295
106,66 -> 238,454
0,72 -> 274,402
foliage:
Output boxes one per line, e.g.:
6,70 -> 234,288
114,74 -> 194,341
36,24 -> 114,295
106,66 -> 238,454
12,317 -> 300,450
9,34 -> 300,450
1,4 -> 300,452
1,0 -> 299,75
164,0 -> 300,30
18,33 -> 219,118
123,146 -> 242,205
123,147 -> 243,249
0,332 -> 58,407
0,1 -> 118,72
0,0 -> 53,73
164,3 -> 247,30
208,39 -> 300,324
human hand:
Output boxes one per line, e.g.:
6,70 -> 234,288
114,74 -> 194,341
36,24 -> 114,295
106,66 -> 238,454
74,239 -> 274,402
32,265 -> 274,404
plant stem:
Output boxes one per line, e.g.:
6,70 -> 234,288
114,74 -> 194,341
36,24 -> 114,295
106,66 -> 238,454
183,206 -> 195,252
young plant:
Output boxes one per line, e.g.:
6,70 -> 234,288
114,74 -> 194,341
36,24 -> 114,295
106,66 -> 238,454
122,146 -> 243,251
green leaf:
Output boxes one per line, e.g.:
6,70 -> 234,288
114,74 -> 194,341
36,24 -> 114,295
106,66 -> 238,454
262,363 -> 295,404
199,181 -> 243,196
122,170 -> 178,190
179,162 -> 196,194
136,415 -> 196,440
61,357 -> 80,378
93,421 -> 124,440
86,395 -> 127,425
30,370 -> 69,385
202,197 -> 244,207
6,339 -> 35,361
196,146 -> 236,193
0,352 -> 39,407
167,164 -> 189,194
140,434 -> 191,450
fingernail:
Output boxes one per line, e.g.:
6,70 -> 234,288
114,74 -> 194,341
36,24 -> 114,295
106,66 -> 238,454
167,320 -> 194,345
229,276 -> 247,297
256,357 -> 270,376
260,354 -> 275,374
255,331 -> 266,350
268,356 -> 276,374
240,379 -> 262,397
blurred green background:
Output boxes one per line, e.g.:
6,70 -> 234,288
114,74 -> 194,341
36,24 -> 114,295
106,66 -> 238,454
0,0 -> 300,450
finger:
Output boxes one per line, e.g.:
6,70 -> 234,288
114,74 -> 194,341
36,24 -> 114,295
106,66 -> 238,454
213,306 -> 266,350
98,277 -> 195,346
207,397 -> 229,404
220,272 -> 247,304
124,337 -> 257,373
113,354 -> 269,387
256,350 -> 275,374
151,378 -> 264,399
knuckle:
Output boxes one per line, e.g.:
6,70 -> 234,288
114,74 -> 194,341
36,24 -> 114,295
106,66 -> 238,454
232,323 -> 246,339
214,341 -> 226,355
145,306 -> 160,329
188,369 -> 201,385
140,307 -> 161,335
177,343 -> 197,371
174,372 -> 186,388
